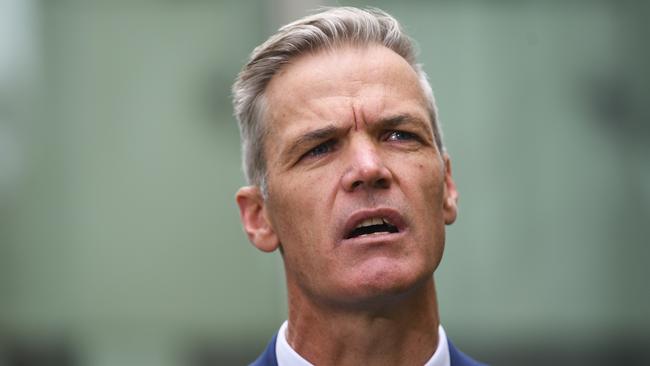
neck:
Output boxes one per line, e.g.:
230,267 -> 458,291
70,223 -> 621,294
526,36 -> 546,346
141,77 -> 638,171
285,278 -> 440,366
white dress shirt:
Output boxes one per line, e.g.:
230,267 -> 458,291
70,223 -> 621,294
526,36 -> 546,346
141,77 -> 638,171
275,320 -> 450,366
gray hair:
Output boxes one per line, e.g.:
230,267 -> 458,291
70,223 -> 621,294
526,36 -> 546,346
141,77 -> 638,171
232,6 -> 444,193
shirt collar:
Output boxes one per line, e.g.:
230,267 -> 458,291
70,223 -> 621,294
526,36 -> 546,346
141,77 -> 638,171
275,320 -> 450,366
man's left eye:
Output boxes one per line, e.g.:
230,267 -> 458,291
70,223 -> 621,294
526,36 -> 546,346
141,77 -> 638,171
386,130 -> 417,141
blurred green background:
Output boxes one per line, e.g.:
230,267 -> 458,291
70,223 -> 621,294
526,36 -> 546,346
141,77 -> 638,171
1,0 -> 648,365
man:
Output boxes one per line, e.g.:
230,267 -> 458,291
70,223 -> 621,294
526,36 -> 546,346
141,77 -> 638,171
232,7 -> 485,366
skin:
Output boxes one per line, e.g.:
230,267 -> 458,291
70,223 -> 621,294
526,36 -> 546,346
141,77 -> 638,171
236,44 -> 459,365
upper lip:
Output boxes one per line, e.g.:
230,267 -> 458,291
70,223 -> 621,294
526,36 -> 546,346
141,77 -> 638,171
341,208 -> 407,240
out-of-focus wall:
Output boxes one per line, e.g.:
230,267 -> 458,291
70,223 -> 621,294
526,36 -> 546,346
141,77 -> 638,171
357,2 -> 650,364
1,0 -> 648,365
2,1 -> 283,365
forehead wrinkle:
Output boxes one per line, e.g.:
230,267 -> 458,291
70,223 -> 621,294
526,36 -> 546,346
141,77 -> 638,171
352,104 -> 359,131
360,107 -> 370,129
356,84 -> 392,127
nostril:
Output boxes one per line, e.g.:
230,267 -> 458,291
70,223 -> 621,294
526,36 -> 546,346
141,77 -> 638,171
346,175 -> 391,191
373,178 -> 389,189
342,163 -> 393,192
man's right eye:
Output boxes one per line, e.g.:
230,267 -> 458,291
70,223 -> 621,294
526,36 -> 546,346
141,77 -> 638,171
303,139 -> 337,159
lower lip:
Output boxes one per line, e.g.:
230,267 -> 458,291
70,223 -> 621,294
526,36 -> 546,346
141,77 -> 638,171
340,229 -> 407,246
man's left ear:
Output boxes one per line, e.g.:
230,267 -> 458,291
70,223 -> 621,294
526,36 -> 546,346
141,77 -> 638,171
442,154 -> 459,225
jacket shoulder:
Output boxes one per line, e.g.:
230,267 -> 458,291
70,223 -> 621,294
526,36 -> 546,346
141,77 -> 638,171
249,334 -> 278,366
448,338 -> 488,366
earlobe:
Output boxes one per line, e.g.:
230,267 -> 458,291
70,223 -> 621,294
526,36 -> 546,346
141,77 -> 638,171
235,186 -> 280,252
442,154 -> 459,225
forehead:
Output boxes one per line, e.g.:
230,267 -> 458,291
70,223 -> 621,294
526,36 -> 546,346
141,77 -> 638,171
264,44 -> 429,128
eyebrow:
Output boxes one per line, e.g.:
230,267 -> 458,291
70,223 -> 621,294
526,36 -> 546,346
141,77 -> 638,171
285,124 -> 341,161
378,114 -> 411,129
376,113 -> 430,132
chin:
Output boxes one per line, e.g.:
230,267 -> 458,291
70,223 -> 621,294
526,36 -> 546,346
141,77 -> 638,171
336,260 -> 433,305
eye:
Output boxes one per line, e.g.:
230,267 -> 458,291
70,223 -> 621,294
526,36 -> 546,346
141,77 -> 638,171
303,139 -> 337,159
385,130 -> 418,142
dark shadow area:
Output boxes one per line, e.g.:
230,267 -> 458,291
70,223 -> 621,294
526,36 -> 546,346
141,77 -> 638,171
0,336 -> 77,366
479,342 -> 650,366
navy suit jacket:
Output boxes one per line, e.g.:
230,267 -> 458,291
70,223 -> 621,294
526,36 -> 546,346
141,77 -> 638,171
249,333 -> 486,366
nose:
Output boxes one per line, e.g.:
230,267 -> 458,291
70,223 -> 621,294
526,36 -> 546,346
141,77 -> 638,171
341,139 -> 393,192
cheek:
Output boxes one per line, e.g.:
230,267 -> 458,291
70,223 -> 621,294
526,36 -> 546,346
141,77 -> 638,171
266,172 -> 336,248
399,157 -> 442,195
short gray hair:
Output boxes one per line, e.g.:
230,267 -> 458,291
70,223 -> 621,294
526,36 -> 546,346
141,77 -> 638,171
232,6 -> 444,192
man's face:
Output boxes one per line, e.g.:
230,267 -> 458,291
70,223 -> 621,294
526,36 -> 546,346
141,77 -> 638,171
239,45 -> 458,306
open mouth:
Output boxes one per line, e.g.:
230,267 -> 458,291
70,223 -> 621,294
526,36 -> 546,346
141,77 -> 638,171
345,217 -> 399,239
